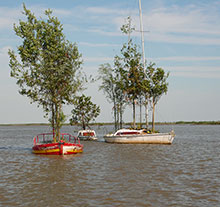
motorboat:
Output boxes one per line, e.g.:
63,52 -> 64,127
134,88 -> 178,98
77,130 -> 97,141
32,132 -> 83,155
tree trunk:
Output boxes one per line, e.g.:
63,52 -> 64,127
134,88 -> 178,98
119,103 -> 123,129
152,99 -> 155,132
82,115 -> 86,130
113,101 -> 117,132
58,103 -> 62,141
54,103 -> 59,141
145,97 -> 149,129
133,99 -> 136,129
51,103 -> 55,141
139,97 -> 142,129
116,104 -> 119,130
54,102 -> 62,141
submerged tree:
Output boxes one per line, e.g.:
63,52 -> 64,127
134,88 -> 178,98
147,63 -> 169,132
8,4 -> 84,140
98,63 -> 120,131
99,17 -> 149,130
69,94 -> 100,130
120,40 -> 146,129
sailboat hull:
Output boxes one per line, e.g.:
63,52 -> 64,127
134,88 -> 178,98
104,131 -> 175,144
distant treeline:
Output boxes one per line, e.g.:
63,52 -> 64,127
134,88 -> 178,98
172,121 -> 220,125
1,121 -> 220,126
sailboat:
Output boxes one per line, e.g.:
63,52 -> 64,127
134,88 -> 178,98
104,0 -> 175,144
104,129 -> 175,144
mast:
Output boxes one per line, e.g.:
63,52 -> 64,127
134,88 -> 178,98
138,0 -> 149,128
138,0 -> 146,69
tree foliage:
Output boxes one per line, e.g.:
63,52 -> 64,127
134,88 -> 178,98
8,4 -> 84,140
98,63 -> 123,131
69,95 -> 100,130
98,17 -> 169,131
119,40 -> 147,128
147,63 -> 169,131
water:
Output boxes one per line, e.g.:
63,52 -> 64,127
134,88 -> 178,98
0,124 -> 219,207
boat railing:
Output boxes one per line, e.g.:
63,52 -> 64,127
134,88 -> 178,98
33,132 -> 80,145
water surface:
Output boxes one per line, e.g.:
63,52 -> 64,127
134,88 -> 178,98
0,125 -> 219,206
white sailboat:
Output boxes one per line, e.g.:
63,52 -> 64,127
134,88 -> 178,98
104,129 -> 175,144
104,0 -> 175,144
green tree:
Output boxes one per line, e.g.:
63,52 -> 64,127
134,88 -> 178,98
98,63 -> 119,131
99,17 -> 148,130
147,63 -> 169,132
8,4 -> 83,140
113,56 -> 127,129
120,40 -> 145,129
69,95 -> 100,130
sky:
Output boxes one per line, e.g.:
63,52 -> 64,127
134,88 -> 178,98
0,0 -> 220,124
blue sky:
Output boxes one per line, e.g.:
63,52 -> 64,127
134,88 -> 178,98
0,0 -> 220,124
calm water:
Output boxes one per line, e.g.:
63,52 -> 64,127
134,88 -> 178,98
0,124 -> 219,207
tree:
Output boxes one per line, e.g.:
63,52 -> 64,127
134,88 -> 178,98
147,63 -> 169,132
98,63 -> 119,131
113,56 -> 127,129
8,4 -> 84,140
119,17 -> 149,129
69,95 -> 100,130
120,40 -> 145,129
99,17 -> 148,130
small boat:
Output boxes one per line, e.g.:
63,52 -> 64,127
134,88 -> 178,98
104,129 -> 175,144
77,130 -> 97,141
32,132 -> 83,155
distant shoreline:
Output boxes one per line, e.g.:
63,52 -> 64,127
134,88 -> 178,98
0,121 -> 220,126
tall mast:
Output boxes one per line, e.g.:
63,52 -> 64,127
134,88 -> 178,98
138,0 -> 146,69
138,0 -> 149,129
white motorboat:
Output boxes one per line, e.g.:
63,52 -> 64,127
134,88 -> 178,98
77,130 -> 97,141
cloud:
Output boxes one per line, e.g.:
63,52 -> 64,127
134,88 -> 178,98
167,66 -> 220,79
84,56 -> 113,63
79,42 -> 120,47
82,2 -> 220,45
154,56 -> 220,62
139,3 -> 220,45
0,7 -> 21,30
147,32 -> 220,45
145,4 -> 220,35
85,7 -> 123,15
0,46 -> 11,64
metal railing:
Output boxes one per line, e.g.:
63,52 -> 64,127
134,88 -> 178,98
33,132 -> 80,145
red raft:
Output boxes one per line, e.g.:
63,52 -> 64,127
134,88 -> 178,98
32,133 -> 83,155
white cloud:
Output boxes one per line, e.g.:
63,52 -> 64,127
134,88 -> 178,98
146,31 -> 220,45
145,4 -> 220,35
80,42 -> 120,47
0,46 -> 11,65
154,56 -> 220,62
140,3 -> 220,45
167,66 -> 220,79
3,3 -> 219,46
0,7 -> 21,30
85,7 -> 123,15
84,56 -> 113,63
80,2 -> 220,45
